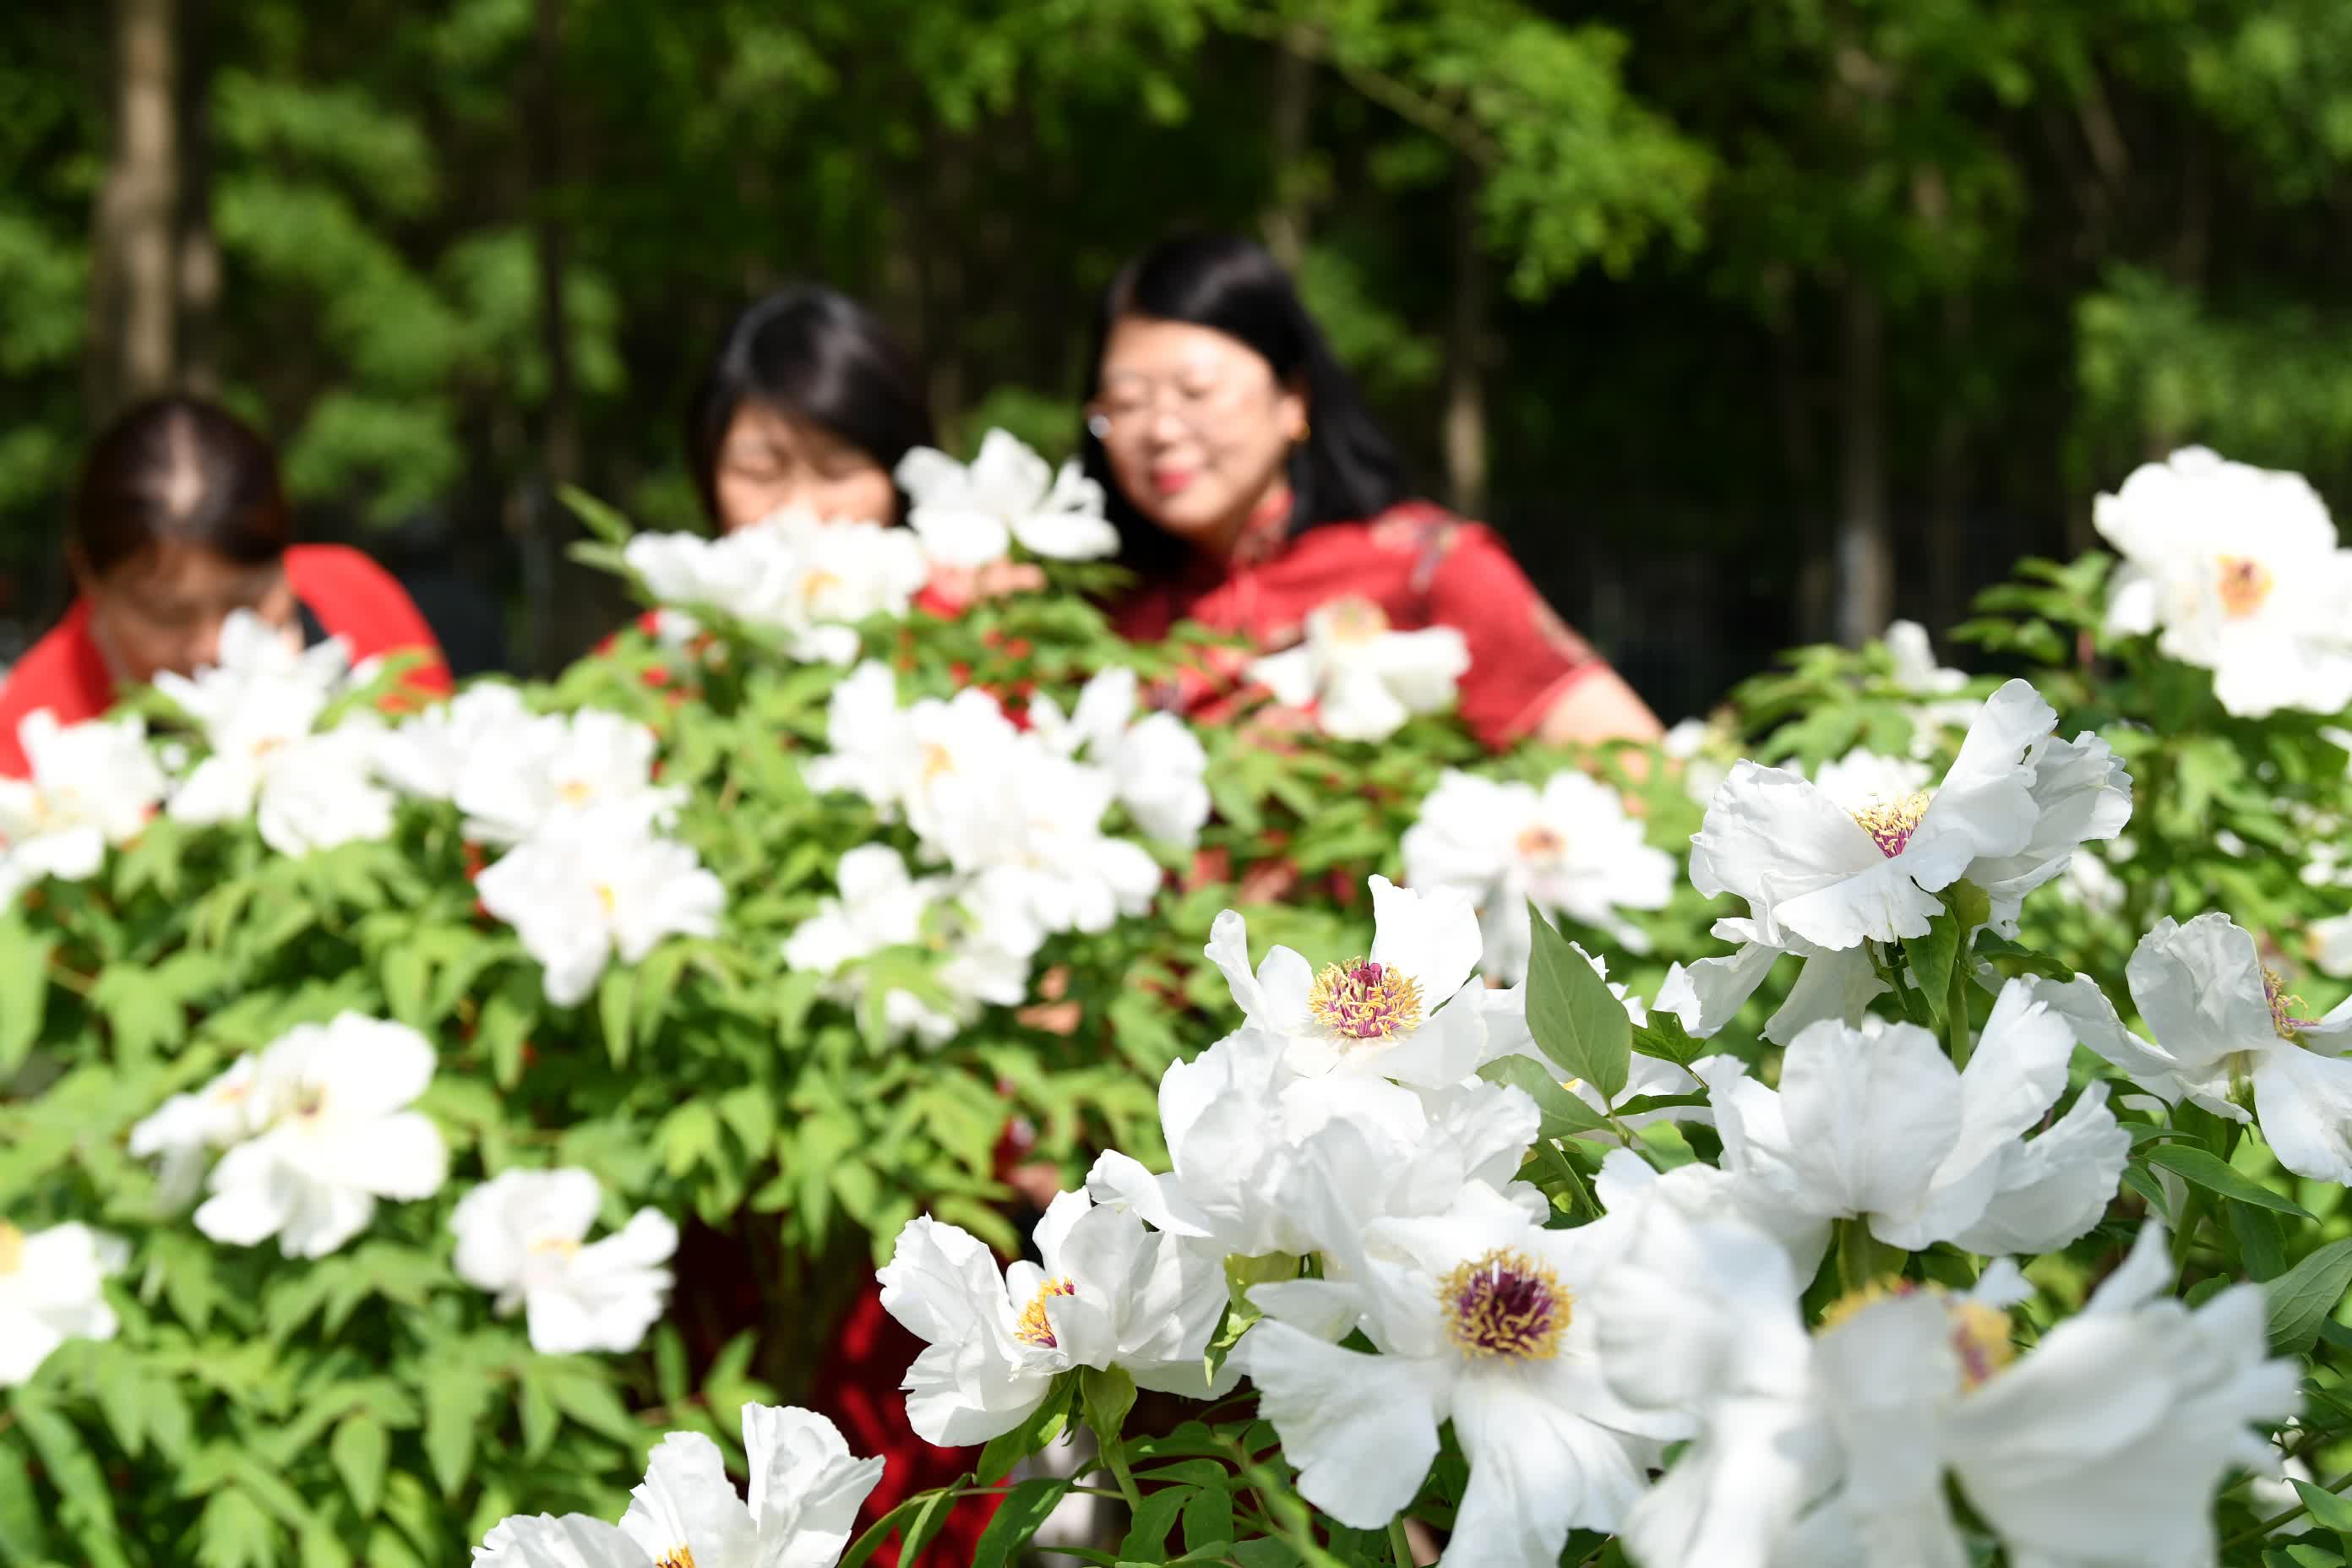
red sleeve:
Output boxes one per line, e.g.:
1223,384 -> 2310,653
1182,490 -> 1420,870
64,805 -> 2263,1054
285,545 -> 453,701
1423,523 -> 1605,749
0,605 -> 115,778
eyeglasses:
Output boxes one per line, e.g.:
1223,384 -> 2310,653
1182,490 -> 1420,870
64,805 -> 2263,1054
1086,366 -> 1265,440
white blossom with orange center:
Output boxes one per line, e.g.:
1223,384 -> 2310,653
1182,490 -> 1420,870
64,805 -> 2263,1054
1239,1180 -> 1685,1568
2096,445 -> 2352,717
189,1014 -> 448,1260
623,507 -> 928,666
896,427 -> 1119,568
1028,666 -> 1211,848
373,681 -> 531,801
877,1188 -> 1229,1446
2035,911 -> 2352,1184
1205,877 -> 1493,1086
0,1219 -> 126,1387
1402,765 -> 1674,982
1248,596 -> 1471,742
474,1403 -> 883,1568
451,1168 -> 678,1355
476,807 -> 723,1007
1593,1198 -> 2298,1568
458,706 -> 681,847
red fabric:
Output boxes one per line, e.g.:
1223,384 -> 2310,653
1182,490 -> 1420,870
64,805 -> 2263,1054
0,544 -> 452,776
813,1282 -> 1003,1565
1110,501 -> 1606,750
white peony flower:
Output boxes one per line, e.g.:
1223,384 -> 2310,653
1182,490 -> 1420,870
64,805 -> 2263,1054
2313,912 -> 2352,979
128,1056 -> 263,1207
1882,620 -> 1981,753
1696,980 -> 2128,1273
623,511 -> 928,665
780,845 -> 1030,1047
896,429 -> 1119,565
450,1169 -> 678,1355
0,710 -> 166,897
1239,1179 -> 1685,1564
1595,1202 -> 2298,1568
1402,767 -> 1674,981
2096,446 -> 2352,717
1249,598 -> 1469,743
1661,716 -> 1731,806
1808,748 -> 1932,815
1086,1025 -> 1538,1263
1031,667 -> 1211,847
0,1220 -> 127,1386
476,809 -> 725,1008
474,1403 -> 884,1568
1690,680 -> 2055,951
877,1188 -> 1228,1446
1204,880 -> 1492,1086
374,683 -> 532,801
154,609 -> 349,741
248,719 -> 398,857
457,707 -> 681,848
2034,912 -> 2352,1182
192,1014 -> 449,1260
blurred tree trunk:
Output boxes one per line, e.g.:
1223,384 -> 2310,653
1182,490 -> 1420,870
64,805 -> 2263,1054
1832,280 -> 1892,646
88,0 -> 179,422
1262,27 -> 1315,270
175,0 -> 217,395
923,131 -> 973,451
1766,269 -> 1832,643
1926,291 -> 1971,634
1443,164 -> 1489,518
525,0 -> 580,674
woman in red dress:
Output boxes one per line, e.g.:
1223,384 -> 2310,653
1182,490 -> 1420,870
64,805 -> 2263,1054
0,396 -> 449,776
677,288 -> 998,1566
1080,233 -> 1662,749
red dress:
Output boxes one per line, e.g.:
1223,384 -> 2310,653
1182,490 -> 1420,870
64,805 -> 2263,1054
1110,500 -> 1605,750
0,544 -> 453,776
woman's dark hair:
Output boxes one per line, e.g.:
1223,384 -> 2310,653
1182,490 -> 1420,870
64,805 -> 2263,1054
72,396 -> 291,579
1081,233 -> 1406,576
685,286 -> 935,525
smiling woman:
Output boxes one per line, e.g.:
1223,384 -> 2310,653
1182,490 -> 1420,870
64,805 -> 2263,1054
0,396 -> 450,776
1081,234 -> 1663,751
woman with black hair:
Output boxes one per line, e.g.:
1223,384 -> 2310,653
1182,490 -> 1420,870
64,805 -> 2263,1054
0,396 -> 450,776
684,286 -> 934,532
1084,233 -> 1661,749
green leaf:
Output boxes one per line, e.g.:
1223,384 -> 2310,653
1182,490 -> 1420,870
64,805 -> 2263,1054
1081,1364 -> 1137,1449
1630,1014 -> 1705,1069
597,963 -> 636,1067
2268,1238 -> 2352,1355
0,1439 -> 48,1563
971,1478 -> 1075,1568
1941,878 -> 1991,936
0,920 -> 54,1073
332,1414 -> 389,1520
194,1489 -> 277,1568
2142,1145 -> 2315,1222
2292,1478 -> 2352,1534
1182,1484 -> 1236,1553
1476,1053 -> 1611,1139
1521,903 -> 1630,1104
1900,913 -> 1962,1027
1119,1484 -> 1195,1558
423,1365 -> 489,1497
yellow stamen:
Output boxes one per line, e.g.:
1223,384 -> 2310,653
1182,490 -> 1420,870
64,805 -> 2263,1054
1307,958 -> 1424,1044
1820,1277 -> 2016,1390
0,1222 -> 22,1275
1323,598 -> 1390,646
595,883 -> 618,917
1015,1277 -> 1075,1348
2217,556 -> 2273,618
654,1550 -> 696,1568
1514,825 -> 1566,862
1440,1247 -> 1569,1360
1851,792 -> 1931,858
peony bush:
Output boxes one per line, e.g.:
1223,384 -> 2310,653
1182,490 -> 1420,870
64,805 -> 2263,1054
3,434 -> 2352,1567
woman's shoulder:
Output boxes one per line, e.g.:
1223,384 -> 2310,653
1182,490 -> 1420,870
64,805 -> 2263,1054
1289,502 -> 1511,595
0,603 -> 111,776
284,544 -> 453,691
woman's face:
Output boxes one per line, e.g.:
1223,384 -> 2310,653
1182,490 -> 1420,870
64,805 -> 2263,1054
1092,317 -> 1307,553
81,540 -> 294,686
711,403 -> 897,533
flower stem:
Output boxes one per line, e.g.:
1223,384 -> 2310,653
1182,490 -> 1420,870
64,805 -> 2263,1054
1101,1432 -> 1144,1512
1944,954 -> 1974,1071
2221,1467 -> 2352,1548
1389,1516 -> 1414,1568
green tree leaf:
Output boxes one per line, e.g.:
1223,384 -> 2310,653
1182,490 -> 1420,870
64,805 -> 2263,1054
2142,1146 -> 2315,1222
2268,1238 -> 2352,1355
1522,902 -> 1629,1105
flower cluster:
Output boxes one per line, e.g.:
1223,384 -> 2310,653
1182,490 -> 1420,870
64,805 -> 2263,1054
784,659 -> 1203,1042
1250,596 -> 1470,743
863,670 -> 2314,1568
622,508 -> 930,663
383,684 -> 725,1005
